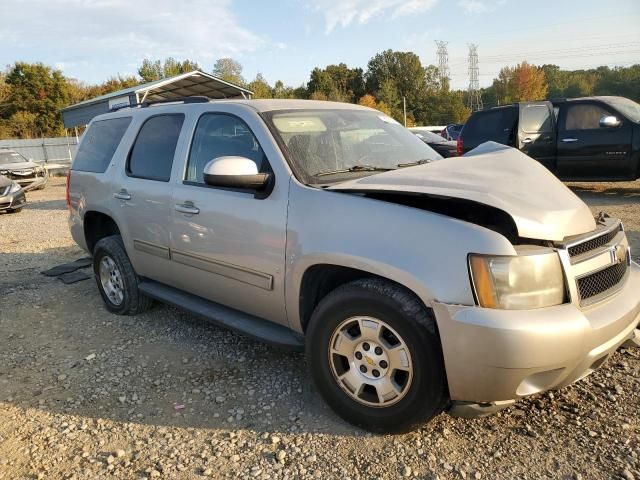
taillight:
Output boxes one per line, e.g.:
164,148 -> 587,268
65,171 -> 71,208
456,136 -> 463,156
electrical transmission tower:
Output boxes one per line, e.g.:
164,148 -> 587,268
467,43 -> 483,111
435,40 -> 449,86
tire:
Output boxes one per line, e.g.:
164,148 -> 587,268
7,207 -> 23,213
306,278 -> 448,434
93,235 -> 152,315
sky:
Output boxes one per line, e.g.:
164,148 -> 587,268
1,0 -> 639,90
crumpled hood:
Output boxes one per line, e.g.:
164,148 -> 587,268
328,142 -> 596,241
0,160 -> 38,170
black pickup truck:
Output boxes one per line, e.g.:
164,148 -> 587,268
458,96 -> 640,181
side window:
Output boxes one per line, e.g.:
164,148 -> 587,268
468,108 -> 517,144
128,114 -> 184,181
72,117 -> 131,173
521,104 -> 552,133
563,104 -> 611,131
186,114 -> 266,183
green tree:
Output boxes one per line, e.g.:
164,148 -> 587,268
307,63 -> 364,103
138,58 -> 199,82
248,73 -> 273,99
3,62 -> 70,137
212,58 -> 245,85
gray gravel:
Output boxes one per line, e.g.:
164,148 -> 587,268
0,177 -> 638,479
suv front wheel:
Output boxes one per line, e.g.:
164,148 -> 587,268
306,278 -> 448,433
93,235 -> 152,315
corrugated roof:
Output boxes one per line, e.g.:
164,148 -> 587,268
62,70 -> 253,111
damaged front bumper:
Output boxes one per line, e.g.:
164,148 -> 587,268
433,261 -> 640,418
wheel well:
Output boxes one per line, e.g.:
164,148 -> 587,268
299,264 -> 424,333
84,211 -> 121,253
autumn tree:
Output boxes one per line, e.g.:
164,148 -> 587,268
493,62 -> 548,104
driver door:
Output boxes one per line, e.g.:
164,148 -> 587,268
169,112 -> 289,325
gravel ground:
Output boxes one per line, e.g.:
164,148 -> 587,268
0,177 -> 638,480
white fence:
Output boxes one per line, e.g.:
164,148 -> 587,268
0,136 -> 78,165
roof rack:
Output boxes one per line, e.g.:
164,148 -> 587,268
110,95 -> 211,112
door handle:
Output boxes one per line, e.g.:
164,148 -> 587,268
522,138 -> 533,144
562,138 -> 578,143
175,202 -> 200,215
113,189 -> 131,200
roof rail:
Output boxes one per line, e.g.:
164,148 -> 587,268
110,96 -> 211,112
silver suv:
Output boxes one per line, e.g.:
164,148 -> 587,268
68,98 -> 640,433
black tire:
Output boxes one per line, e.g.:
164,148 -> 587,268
306,278 -> 448,434
7,207 -> 23,213
93,235 -> 152,315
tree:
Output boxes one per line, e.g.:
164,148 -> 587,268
3,62 -> 70,137
212,58 -> 244,85
248,73 -> 273,99
138,58 -> 199,82
307,63 -> 364,103
493,62 -> 548,104
357,94 -> 377,109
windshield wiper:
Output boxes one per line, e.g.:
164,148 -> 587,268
396,159 -> 432,168
314,165 -> 396,177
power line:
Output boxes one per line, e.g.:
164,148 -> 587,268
435,40 -> 450,85
467,44 -> 483,112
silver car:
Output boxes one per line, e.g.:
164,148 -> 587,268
0,149 -> 48,191
67,99 -> 640,433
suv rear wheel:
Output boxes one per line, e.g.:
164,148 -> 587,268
93,235 -> 152,315
306,278 -> 448,433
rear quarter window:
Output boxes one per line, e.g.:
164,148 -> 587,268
72,117 -> 132,173
465,108 -> 517,145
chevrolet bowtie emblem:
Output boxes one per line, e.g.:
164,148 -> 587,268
364,356 -> 376,366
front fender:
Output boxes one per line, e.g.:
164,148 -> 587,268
285,182 -> 517,332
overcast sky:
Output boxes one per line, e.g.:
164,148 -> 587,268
1,0 -> 639,90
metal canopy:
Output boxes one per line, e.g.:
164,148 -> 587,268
61,70 -> 253,128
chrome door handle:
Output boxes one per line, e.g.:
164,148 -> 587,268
562,138 -> 578,143
522,138 -> 533,144
175,203 -> 200,215
113,190 -> 131,200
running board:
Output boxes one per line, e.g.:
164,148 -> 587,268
138,280 -> 304,350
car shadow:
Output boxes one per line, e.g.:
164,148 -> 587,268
568,183 -> 640,205
24,198 -> 68,211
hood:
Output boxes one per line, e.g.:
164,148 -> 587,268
0,160 -> 38,170
328,142 -> 596,241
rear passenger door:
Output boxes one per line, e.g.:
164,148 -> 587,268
518,101 -> 556,171
169,112 -> 289,326
114,113 -> 186,286
556,101 -> 632,179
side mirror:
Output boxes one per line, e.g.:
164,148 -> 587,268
599,115 -> 621,128
203,156 -> 271,191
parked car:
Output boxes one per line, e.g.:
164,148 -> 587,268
409,127 -> 458,157
441,123 -> 463,141
458,96 -> 640,181
67,98 -> 640,433
0,175 -> 27,213
0,149 -> 48,191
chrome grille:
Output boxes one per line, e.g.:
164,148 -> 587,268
577,261 -> 628,304
568,226 -> 621,258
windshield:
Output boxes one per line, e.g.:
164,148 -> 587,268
603,97 -> 640,123
0,150 -> 28,164
266,109 -> 442,184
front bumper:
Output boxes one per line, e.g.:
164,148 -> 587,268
433,261 -> 640,406
16,172 -> 47,191
0,189 -> 27,211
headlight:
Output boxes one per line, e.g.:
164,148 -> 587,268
9,181 -> 21,193
469,250 -> 566,309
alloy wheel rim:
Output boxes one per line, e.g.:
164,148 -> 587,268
98,256 -> 124,306
328,316 -> 413,407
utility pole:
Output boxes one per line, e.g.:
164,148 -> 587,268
403,96 -> 407,126
467,43 -> 483,112
435,40 -> 450,87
